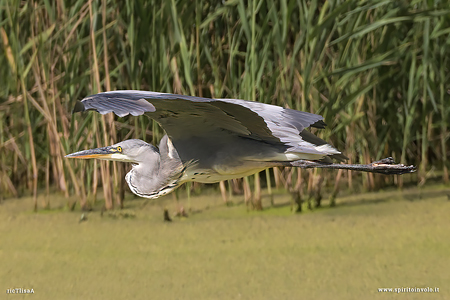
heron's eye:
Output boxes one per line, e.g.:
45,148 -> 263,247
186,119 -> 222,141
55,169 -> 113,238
117,146 -> 122,152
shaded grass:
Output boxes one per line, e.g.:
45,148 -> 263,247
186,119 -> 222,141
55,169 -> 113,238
1,185 -> 449,299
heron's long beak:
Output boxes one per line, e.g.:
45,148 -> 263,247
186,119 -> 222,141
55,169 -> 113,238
65,146 -> 134,162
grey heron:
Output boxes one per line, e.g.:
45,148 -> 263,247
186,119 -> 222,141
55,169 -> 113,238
66,91 -> 415,200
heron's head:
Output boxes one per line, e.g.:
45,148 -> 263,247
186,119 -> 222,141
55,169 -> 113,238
66,139 -> 158,163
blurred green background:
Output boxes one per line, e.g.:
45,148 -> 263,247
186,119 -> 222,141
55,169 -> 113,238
0,1 -> 450,299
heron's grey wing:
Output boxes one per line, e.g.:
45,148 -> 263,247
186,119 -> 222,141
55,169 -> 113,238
215,99 -> 348,161
74,90 -> 341,163
73,91 -> 157,117
299,130 -> 348,161
213,99 -> 328,150
75,91 -> 284,143
75,91 -> 326,144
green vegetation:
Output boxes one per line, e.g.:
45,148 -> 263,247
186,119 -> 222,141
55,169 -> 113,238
1,185 -> 449,299
0,1 -> 449,209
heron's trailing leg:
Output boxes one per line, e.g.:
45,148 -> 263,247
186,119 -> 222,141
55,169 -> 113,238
288,157 -> 416,175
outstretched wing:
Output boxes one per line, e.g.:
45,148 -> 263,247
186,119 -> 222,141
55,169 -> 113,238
73,90 -> 345,162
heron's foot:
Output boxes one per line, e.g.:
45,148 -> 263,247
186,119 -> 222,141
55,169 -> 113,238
369,157 -> 416,175
371,157 -> 395,165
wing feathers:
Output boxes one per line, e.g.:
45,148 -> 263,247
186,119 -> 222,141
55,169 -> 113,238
73,90 -> 346,161
77,92 -> 156,117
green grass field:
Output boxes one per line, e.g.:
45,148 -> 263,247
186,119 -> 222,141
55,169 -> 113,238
1,185 -> 449,300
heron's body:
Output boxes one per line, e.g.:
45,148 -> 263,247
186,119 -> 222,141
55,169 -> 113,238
67,90 -> 349,199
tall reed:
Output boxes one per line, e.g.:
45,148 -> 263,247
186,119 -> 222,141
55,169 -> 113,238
1,0 -> 448,209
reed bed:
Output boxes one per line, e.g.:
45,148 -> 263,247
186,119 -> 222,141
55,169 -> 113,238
0,0 -> 449,210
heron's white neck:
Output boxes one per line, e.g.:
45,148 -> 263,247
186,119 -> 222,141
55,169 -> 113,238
125,136 -> 185,199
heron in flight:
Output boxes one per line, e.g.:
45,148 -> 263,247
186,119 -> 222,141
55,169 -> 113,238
66,91 -> 414,199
